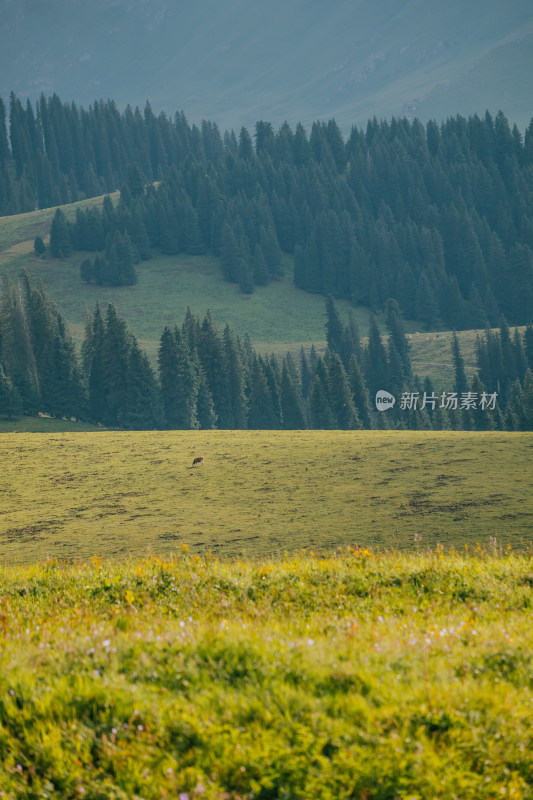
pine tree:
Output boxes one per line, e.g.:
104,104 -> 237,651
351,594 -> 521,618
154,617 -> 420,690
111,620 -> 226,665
0,274 -> 40,412
524,325 -> 533,370
416,273 -> 440,329
121,338 -> 162,429
197,313 -> 232,428
522,369 -> 533,430
101,304 -> 131,427
325,295 -> 344,355
49,208 -> 73,258
307,370 -> 336,429
247,355 -> 278,429
470,375 -> 495,431
386,298 -> 412,378
280,361 -> 306,429
348,354 -> 372,428
451,332 -> 469,397
158,326 -> 180,429
196,365 -> 217,429
0,364 -> 22,418
325,351 -> 360,429
33,236 -> 45,258
220,224 -> 242,283
252,245 -> 269,286
300,347 -> 312,399
223,325 -> 248,428
364,315 -> 389,398
85,304 -> 107,424
158,326 -> 198,429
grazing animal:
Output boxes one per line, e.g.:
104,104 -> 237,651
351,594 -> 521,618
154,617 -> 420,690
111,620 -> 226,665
192,456 -> 204,467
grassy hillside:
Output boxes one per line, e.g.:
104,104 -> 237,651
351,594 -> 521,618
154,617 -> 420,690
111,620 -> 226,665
1,430 -> 531,564
1,550 -> 532,798
0,415 -> 103,434
1,0 -> 532,132
0,199 -> 489,387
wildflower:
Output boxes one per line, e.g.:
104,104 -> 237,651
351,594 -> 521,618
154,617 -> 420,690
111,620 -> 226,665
125,589 -> 135,605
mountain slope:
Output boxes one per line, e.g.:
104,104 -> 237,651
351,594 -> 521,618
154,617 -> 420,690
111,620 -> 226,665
1,0 -> 532,131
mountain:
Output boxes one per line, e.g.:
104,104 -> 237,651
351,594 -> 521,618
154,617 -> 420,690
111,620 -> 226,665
1,0 -> 532,132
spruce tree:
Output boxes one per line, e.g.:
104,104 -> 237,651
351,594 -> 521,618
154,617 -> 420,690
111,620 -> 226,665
197,313 -> 232,428
49,208 -> 73,258
158,326 -> 198,429
280,361 -> 306,429
325,295 -> 344,356
122,338 -> 162,429
451,332 -> 469,397
196,365 -> 217,429
101,304 -> 131,427
0,274 -> 40,412
223,325 -> 248,428
325,350 -> 360,429
363,315 -> 389,399
470,375 -> 495,431
348,354 -> 372,428
158,326 -> 181,429
86,305 -> 107,424
0,364 -> 22,419
247,355 -> 278,429
307,371 -> 336,429
33,236 -> 45,258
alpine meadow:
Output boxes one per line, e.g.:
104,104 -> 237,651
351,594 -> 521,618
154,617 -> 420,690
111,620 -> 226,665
1,1 -> 533,798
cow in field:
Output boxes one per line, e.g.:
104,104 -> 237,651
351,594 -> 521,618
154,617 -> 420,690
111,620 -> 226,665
192,456 -> 204,467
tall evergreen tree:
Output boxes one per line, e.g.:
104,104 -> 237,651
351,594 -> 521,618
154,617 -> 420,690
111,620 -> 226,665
325,351 -> 360,429
280,361 -> 306,429
49,208 -> 73,258
348,354 -> 372,428
364,315 -> 389,398
0,364 -> 22,419
122,338 -> 162,429
307,369 -> 336,429
451,332 -> 469,397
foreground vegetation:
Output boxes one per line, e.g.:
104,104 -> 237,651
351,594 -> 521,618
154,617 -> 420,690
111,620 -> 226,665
0,548 -> 532,799
1,431 -> 532,564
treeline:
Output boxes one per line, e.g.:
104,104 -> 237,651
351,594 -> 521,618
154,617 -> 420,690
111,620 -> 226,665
1,273 -> 532,430
25,99 -> 532,325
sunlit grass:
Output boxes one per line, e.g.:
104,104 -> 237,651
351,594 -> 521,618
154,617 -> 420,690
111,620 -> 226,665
0,548 -> 531,798
1,430 -> 532,564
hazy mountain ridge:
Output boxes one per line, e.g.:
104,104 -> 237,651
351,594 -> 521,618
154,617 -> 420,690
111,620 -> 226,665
1,0 -> 532,131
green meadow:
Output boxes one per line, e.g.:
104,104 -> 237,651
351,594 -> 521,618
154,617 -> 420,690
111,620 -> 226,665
1,430 -> 532,565
0,549 -> 532,799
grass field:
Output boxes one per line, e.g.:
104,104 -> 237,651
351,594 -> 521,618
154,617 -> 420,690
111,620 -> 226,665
1,430 -> 532,565
0,549 -> 532,798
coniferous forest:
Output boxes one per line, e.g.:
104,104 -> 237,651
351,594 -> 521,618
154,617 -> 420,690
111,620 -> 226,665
1,272 -> 532,431
1,93 -> 533,430
1,93 -> 533,328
